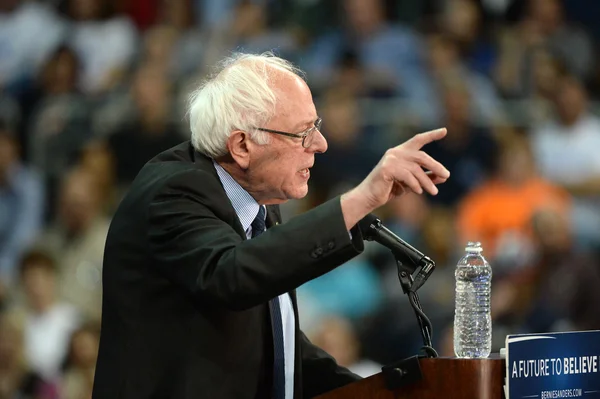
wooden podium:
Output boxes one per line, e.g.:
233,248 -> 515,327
315,356 -> 505,399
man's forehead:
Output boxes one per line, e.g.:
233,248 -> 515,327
271,70 -> 309,95
261,66 -> 315,129
274,80 -> 315,110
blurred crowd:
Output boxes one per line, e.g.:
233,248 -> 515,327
1,0 -> 600,397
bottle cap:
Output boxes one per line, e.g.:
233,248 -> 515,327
465,241 -> 483,252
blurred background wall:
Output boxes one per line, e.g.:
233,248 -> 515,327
1,0 -> 600,397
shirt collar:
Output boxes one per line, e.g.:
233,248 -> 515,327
212,160 -> 264,234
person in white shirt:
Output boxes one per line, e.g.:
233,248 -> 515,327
0,0 -> 66,91
531,75 -> 600,247
5,249 -> 81,381
65,0 -> 138,94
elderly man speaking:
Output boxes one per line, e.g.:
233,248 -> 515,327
92,53 -> 449,399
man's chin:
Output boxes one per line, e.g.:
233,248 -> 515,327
292,184 -> 309,200
260,183 -> 309,205
262,198 -> 290,205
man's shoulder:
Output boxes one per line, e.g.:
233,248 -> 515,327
145,140 -> 200,166
105,142 -> 233,251
132,141 -> 218,190
114,141 -> 225,216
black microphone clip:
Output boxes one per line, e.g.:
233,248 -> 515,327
359,214 -> 435,292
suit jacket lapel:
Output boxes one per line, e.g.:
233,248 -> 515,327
193,146 -> 280,239
187,145 -> 303,396
266,205 -> 281,228
193,150 -> 248,240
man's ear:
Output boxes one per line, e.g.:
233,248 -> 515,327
226,130 -> 250,169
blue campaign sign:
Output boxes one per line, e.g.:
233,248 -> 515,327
506,331 -> 600,399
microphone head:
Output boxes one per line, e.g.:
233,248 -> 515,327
357,213 -> 381,240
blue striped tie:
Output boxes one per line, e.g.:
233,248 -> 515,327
251,207 -> 285,399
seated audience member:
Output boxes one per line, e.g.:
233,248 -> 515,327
310,87 -> 381,197
531,75 -> 600,248
65,0 -> 138,94
61,322 -> 100,399
309,316 -> 382,378
27,45 -> 91,197
296,254 -> 383,333
0,311 -> 56,399
5,249 -> 81,381
0,124 -> 45,284
423,77 -> 498,207
457,135 -> 570,269
492,208 -> 600,337
495,0 -> 593,97
106,64 -> 182,188
0,0 -> 66,96
37,168 -> 109,320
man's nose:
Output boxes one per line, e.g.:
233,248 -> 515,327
309,130 -> 328,154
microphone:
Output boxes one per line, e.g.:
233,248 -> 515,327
358,213 -> 435,291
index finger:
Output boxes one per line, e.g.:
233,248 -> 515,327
404,128 -> 447,149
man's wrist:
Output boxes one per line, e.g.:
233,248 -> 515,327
340,188 -> 372,231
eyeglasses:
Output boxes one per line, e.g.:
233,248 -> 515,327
255,118 -> 322,148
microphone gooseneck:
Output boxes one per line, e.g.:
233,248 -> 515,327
358,213 -> 438,358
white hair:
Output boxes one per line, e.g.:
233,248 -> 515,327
187,52 -> 305,158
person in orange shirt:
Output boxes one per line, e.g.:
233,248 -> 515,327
457,134 -> 571,265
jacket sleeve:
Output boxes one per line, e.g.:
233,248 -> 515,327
299,330 -> 362,398
146,169 -> 364,311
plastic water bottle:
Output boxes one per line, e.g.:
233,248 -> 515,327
453,241 -> 492,358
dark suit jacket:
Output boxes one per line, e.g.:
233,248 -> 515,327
92,141 -> 365,399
